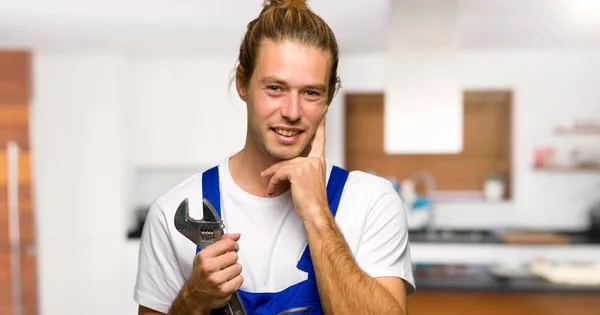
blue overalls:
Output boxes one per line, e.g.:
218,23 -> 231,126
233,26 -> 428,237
197,165 -> 349,315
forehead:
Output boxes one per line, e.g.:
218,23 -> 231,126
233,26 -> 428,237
254,39 -> 330,86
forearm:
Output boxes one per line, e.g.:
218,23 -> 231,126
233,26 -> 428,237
168,283 -> 211,315
304,208 -> 404,315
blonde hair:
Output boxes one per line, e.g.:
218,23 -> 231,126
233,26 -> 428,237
236,0 -> 341,104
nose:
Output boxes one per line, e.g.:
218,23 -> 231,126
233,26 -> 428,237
280,93 -> 302,122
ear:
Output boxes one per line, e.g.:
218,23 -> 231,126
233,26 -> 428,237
236,67 -> 247,102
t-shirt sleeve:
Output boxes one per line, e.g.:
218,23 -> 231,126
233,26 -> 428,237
353,183 -> 416,295
133,201 -> 186,313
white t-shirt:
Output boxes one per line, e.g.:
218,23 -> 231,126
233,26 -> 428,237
133,157 -> 416,313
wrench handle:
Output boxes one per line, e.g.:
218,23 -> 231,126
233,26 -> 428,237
226,291 -> 247,315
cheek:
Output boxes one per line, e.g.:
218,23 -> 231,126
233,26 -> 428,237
249,92 -> 278,122
303,102 -> 327,123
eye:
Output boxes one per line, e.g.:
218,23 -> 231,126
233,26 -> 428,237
267,85 -> 282,92
305,90 -> 321,97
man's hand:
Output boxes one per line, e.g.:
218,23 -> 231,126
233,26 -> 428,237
169,233 -> 243,315
260,117 -> 328,222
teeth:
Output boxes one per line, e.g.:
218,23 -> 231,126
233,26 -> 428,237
275,129 -> 300,137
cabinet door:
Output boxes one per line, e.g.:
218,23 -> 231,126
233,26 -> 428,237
0,51 -> 38,315
408,291 -> 600,315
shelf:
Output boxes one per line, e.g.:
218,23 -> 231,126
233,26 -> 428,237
553,126 -> 600,135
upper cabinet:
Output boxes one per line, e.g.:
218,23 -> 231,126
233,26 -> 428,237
384,0 -> 463,154
0,51 -> 31,104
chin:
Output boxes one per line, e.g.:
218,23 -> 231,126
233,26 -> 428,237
266,145 -> 305,161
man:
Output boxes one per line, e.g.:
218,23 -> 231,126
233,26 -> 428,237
134,1 -> 415,314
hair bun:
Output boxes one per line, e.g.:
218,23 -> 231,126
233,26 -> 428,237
263,0 -> 308,10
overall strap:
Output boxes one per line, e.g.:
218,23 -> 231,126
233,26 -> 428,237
202,165 -> 222,217
196,165 -> 221,254
325,166 -> 350,217
296,165 -> 349,278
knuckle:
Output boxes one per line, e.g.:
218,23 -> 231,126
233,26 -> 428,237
207,273 -> 222,286
225,238 -> 236,248
199,261 -> 214,274
218,286 -> 232,298
197,250 -> 210,262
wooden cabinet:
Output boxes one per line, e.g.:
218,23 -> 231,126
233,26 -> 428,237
0,50 -> 38,315
344,91 -> 513,198
408,291 -> 600,315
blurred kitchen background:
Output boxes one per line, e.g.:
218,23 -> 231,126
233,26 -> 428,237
2,0 -> 600,314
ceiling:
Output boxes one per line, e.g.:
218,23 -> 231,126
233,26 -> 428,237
0,0 -> 599,55
0,0 -> 390,54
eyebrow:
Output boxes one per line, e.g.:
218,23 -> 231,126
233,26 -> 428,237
260,76 -> 327,92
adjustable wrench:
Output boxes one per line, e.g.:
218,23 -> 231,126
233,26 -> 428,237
174,198 -> 247,315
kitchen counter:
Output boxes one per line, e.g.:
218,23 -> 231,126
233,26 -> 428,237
408,263 -> 600,315
409,229 -> 600,245
414,263 -> 600,293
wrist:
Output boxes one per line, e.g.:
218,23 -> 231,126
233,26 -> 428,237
303,205 -> 332,232
180,280 -> 211,315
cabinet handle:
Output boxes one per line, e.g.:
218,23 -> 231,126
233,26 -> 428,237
7,141 -> 23,315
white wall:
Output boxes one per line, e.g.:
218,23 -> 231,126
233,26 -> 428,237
129,56 -> 247,168
32,53 -> 138,315
29,49 -> 600,315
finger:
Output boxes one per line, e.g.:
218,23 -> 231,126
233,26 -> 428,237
201,237 -> 239,259
219,274 -> 244,297
308,115 -> 326,159
260,161 -> 285,178
213,250 -> 240,271
210,262 -> 243,286
220,233 -> 241,242
266,167 -> 291,196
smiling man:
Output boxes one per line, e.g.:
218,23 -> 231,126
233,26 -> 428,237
134,1 -> 415,314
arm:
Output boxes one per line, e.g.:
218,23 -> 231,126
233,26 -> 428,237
136,273 -> 211,315
134,201 -> 212,315
139,303 -> 210,315
167,284 -> 211,315
304,207 -> 407,315
261,118 -> 413,314
138,305 -> 167,315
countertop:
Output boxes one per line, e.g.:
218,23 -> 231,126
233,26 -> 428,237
414,263 -> 600,294
408,229 -> 600,245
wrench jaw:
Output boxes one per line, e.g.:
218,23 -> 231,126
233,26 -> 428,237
174,198 -> 224,249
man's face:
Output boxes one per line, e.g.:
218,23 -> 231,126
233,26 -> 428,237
238,39 -> 331,161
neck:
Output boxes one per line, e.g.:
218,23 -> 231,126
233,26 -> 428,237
229,141 -> 291,198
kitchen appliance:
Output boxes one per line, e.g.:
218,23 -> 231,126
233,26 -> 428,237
589,183 -> 600,240
590,201 -> 600,240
